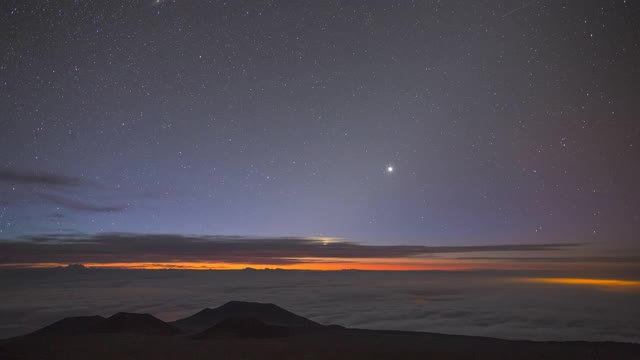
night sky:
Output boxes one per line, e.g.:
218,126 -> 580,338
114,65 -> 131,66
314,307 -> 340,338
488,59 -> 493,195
1,0 -> 640,251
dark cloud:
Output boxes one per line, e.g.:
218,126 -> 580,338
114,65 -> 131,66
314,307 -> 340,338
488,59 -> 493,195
456,256 -> 640,263
0,168 -> 129,220
0,168 -> 84,187
0,232 -> 579,266
36,192 -> 128,213
47,212 -> 66,219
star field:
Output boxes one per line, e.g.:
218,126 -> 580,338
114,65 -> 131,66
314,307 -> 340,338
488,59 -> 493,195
1,0 -> 639,246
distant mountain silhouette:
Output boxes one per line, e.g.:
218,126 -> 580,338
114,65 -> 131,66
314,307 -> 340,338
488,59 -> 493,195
5,301 -> 639,359
28,313 -> 178,336
172,301 -> 321,332
95,312 -> 179,335
30,315 -> 106,336
193,317 -> 290,339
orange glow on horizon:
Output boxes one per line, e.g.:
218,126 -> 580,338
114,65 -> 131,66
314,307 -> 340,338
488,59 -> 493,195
518,277 -> 640,289
0,259 -> 472,271
2,257 -> 632,272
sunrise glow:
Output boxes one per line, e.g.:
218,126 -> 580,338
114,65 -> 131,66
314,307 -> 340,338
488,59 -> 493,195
0,260 -> 470,271
518,277 -> 640,289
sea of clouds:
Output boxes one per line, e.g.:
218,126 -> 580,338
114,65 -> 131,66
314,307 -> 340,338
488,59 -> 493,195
1,268 -> 639,342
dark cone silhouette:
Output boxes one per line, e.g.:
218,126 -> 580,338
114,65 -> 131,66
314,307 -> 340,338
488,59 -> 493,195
95,312 -> 179,335
173,300 -> 320,333
193,317 -> 289,339
29,316 -> 106,336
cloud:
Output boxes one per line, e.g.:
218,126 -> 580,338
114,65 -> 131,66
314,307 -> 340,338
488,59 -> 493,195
0,232 -> 579,266
456,256 -> 640,263
0,269 -> 638,343
0,168 -> 84,187
36,192 -> 128,213
0,168 -> 128,215
47,212 -> 66,219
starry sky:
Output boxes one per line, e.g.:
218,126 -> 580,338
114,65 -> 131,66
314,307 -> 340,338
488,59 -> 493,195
1,0 -> 639,254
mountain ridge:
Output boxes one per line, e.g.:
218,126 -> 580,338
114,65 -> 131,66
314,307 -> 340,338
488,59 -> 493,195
3,300 -> 638,360
172,300 -> 321,332
28,312 -> 178,336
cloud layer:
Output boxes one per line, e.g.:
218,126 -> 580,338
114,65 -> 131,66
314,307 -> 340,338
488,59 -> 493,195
0,169 -> 84,187
0,233 -> 580,267
0,167 -> 127,215
36,192 -> 128,213
0,269 -> 638,343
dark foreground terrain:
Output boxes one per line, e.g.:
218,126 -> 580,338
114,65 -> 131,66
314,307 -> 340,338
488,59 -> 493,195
1,301 -> 638,360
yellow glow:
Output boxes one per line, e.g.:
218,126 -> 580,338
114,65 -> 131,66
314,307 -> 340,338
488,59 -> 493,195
3,256 -> 634,273
518,277 -> 640,289
77,260 -> 466,271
